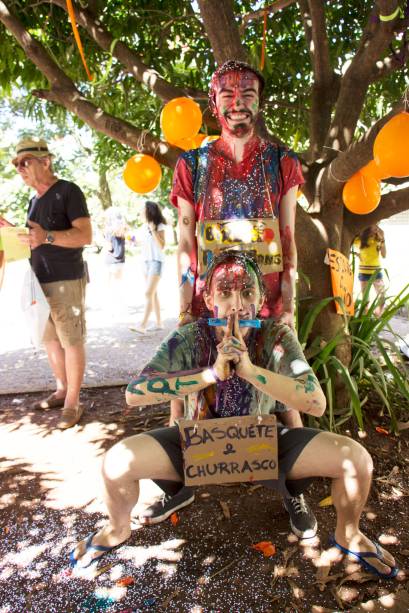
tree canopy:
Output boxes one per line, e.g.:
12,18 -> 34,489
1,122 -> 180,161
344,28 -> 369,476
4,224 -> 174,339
1,0 -> 408,313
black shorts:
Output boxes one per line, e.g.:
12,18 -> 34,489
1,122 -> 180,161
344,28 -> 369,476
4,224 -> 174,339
148,425 -> 321,498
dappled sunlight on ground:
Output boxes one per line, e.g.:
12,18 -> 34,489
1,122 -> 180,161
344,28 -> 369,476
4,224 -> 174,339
0,389 -> 408,611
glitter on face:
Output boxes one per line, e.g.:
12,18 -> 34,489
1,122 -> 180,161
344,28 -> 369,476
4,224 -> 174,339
212,71 -> 260,137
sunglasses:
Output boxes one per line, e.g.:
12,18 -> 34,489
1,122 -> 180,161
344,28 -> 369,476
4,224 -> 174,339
12,157 -> 38,169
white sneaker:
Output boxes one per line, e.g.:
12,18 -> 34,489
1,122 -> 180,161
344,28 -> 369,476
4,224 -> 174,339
147,324 -> 164,331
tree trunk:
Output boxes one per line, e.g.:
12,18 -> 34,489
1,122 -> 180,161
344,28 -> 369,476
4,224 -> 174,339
98,170 -> 112,210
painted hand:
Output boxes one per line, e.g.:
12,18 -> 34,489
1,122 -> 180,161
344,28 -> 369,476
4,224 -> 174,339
277,310 -> 295,330
27,220 -> 47,249
231,312 -> 253,378
214,314 -> 240,379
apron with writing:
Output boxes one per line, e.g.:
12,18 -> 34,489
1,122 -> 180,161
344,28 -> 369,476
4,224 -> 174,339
195,145 -> 283,280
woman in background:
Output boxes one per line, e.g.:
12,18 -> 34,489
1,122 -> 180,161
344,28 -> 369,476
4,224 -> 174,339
354,224 -> 386,316
133,201 -> 166,333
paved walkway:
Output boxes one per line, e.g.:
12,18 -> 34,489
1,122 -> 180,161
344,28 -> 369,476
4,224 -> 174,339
0,253 -> 179,394
1,253 -> 408,395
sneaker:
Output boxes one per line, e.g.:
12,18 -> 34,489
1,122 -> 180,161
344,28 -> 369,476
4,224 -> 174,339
283,494 -> 317,539
139,487 -> 195,525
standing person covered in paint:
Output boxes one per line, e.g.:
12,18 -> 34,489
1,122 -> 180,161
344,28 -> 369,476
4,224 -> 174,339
70,252 -> 398,583
170,60 -> 302,428
140,60 -> 314,536
132,201 -> 166,333
353,225 -> 386,316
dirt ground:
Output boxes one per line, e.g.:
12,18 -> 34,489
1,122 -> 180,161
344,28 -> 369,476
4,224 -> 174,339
0,386 -> 409,613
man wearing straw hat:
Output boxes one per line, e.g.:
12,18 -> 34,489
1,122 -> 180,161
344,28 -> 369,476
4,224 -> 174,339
11,137 -> 92,429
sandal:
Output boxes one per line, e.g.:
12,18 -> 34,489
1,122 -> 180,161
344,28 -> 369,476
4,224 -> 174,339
69,531 -> 117,569
329,536 -> 399,579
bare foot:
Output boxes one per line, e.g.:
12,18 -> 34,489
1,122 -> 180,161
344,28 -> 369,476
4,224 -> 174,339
71,525 -> 131,568
333,530 -> 396,576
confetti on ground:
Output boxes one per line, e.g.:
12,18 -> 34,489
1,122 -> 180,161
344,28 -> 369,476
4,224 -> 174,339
375,426 -> 389,435
251,541 -> 276,557
219,500 -> 231,519
318,495 -> 333,507
170,512 -> 179,526
115,576 -> 135,587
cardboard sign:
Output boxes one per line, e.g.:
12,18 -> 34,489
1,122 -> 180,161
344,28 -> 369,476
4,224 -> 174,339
179,414 -> 278,486
0,227 -> 30,262
196,217 -> 283,276
326,248 -> 354,315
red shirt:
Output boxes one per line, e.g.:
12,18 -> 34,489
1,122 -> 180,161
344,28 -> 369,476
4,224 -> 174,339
171,137 -> 304,317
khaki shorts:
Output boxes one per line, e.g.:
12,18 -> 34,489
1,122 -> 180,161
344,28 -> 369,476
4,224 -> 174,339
41,276 -> 87,348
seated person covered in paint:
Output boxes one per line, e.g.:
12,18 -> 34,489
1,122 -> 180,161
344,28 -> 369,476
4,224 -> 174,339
70,251 -> 398,579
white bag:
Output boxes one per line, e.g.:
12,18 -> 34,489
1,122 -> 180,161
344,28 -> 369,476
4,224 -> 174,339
21,267 -> 50,348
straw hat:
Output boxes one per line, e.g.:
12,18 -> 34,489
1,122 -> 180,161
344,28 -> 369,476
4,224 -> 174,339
12,137 -> 54,164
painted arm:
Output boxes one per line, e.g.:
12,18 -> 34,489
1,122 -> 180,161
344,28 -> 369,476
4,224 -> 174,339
177,197 -> 197,322
22,217 -> 92,250
279,185 -> 298,328
239,364 -> 326,417
126,367 -> 217,406
227,314 -> 326,417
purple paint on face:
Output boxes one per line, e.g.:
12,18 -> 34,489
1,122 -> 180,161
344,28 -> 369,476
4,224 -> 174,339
214,305 -> 218,318
250,304 -> 256,319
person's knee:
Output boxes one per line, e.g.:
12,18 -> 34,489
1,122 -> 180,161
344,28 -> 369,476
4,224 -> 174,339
103,439 -> 137,482
336,436 -> 373,481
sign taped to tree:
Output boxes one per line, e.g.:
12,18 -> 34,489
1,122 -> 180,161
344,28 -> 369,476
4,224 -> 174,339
178,414 -> 278,486
326,248 -> 354,315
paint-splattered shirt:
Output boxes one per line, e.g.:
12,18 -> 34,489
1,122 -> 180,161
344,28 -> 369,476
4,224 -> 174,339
170,138 -> 304,317
138,319 -> 314,420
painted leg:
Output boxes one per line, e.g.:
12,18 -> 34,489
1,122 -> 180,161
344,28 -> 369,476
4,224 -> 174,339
71,433 -> 182,566
288,431 -> 396,575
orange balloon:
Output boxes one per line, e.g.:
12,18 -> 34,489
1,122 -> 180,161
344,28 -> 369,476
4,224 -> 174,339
123,154 -> 161,194
342,171 -> 380,215
161,97 -> 202,144
373,111 -> 409,178
361,160 -> 387,181
174,133 -> 206,150
201,135 -> 220,147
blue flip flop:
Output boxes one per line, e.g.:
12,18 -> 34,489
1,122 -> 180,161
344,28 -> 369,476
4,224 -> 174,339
69,531 -> 116,568
329,536 -> 399,579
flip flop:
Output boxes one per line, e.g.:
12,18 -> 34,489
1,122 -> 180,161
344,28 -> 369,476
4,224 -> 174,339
69,531 -> 117,569
329,536 -> 399,579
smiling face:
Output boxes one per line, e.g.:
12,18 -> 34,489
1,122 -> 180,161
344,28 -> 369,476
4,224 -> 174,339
204,259 -> 263,336
212,70 -> 260,138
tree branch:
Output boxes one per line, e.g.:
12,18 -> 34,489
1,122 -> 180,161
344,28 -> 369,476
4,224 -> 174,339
321,99 -> 406,205
0,1 -> 179,167
47,0 -> 207,102
240,0 -> 297,33
345,185 -> 409,238
323,0 -> 401,155
298,0 -> 339,159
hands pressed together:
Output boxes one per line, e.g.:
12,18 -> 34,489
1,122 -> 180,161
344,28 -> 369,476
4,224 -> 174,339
212,312 -> 253,382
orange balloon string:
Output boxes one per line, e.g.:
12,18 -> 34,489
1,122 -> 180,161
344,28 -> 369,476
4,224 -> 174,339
260,8 -> 268,70
66,0 -> 93,81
